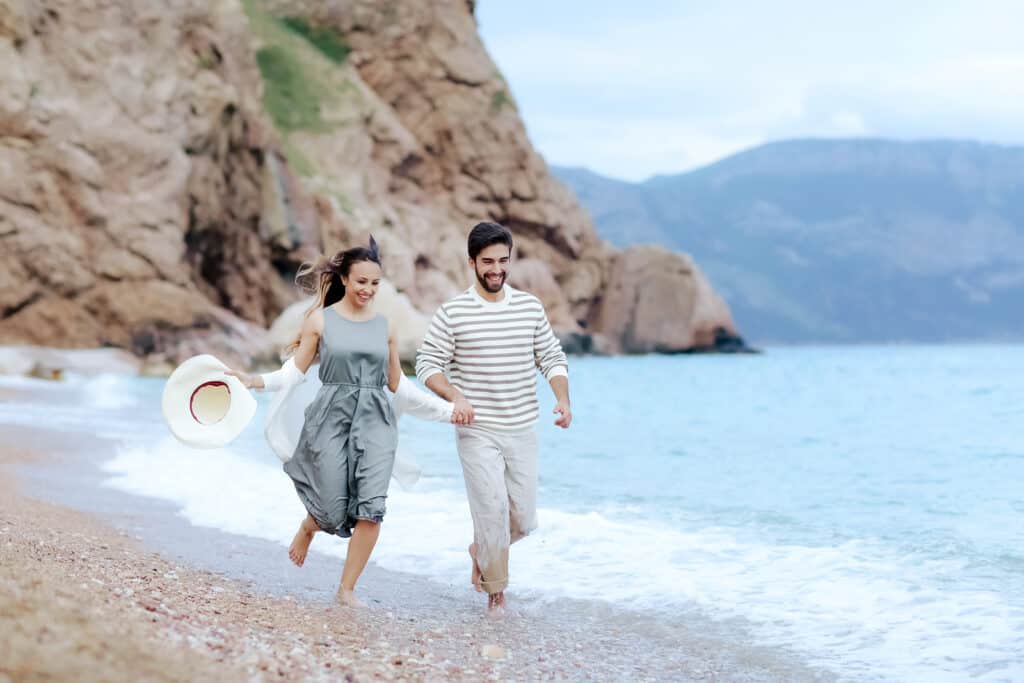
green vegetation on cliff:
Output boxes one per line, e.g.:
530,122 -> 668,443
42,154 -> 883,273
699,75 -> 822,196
280,17 -> 350,65
255,45 -> 325,131
242,0 -> 355,139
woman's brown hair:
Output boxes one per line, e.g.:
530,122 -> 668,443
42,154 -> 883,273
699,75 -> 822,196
285,236 -> 381,355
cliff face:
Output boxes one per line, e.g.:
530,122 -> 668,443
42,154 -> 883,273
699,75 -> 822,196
249,0 -> 611,330
0,0 -> 740,365
0,0 -> 330,365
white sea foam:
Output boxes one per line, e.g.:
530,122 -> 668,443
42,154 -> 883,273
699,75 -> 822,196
101,437 -> 1024,683
0,374 -> 146,436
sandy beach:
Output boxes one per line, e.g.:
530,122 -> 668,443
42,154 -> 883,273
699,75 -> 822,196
0,379 -> 831,682
1,443 -> 484,681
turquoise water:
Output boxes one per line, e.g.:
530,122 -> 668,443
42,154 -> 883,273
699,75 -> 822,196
386,345 -> 1024,681
5,344 -> 1023,681
540,346 -> 1024,556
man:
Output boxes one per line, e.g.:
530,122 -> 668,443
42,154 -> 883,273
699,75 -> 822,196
416,221 -> 572,610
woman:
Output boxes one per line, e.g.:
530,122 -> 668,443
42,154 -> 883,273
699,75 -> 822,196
228,237 -> 402,607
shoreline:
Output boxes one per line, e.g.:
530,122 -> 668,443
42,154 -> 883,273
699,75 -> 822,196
0,382 -> 832,681
0,433 -> 484,681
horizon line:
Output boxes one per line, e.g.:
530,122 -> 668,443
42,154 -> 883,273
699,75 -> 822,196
549,135 -> 1024,184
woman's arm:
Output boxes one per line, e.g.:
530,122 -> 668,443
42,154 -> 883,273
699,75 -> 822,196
386,333 -> 401,392
225,310 -> 322,389
291,310 -> 322,375
393,374 -> 454,422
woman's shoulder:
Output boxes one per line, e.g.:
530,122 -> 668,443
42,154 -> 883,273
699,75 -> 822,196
369,314 -> 398,346
303,307 -> 326,333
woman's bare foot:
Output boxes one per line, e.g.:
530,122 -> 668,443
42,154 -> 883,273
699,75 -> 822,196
288,514 -> 318,567
487,591 -> 506,611
468,543 -> 483,592
335,586 -> 366,608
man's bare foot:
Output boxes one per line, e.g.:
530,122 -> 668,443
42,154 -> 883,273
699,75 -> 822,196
335,587 -> 366,608
487,591 -> 506,611
288,514 -> 318,567
468,543 -> 484,592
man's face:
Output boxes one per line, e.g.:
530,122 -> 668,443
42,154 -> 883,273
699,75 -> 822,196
471,243 -> 511,293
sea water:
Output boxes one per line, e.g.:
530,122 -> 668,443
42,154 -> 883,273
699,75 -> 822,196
3,344 -> 1022,682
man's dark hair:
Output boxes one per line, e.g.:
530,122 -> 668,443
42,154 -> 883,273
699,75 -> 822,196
467,221 -> 513,260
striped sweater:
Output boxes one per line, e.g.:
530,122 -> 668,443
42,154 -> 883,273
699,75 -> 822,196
415,285 -> 568,431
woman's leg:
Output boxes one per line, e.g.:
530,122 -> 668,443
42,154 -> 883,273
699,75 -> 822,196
336,519 -> 380,606
288,512 -> 320,567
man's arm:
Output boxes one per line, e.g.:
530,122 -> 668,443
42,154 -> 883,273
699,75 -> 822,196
423,372 -> 461,401
534,307 -> 571,428
415,306 -> 475,425
548,374 -> 571,428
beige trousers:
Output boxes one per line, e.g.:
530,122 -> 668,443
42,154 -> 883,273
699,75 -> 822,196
455,425 -> 538,594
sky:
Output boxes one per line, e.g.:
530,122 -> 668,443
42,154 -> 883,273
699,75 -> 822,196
476,1 -> 1024,181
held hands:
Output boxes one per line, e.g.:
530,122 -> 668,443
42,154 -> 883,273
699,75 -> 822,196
553,399 -> 572,429
224,369 -> 262,390
451,395 -> 475,425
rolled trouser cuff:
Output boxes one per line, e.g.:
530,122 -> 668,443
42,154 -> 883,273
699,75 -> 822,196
478,545 -> 509,594
479,574 -> 508,594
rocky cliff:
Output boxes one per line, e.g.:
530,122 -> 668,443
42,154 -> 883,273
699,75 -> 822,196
0,0 -> 741,368
0,0 -> 324,366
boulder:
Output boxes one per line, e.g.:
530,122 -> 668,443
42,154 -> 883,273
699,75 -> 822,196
594,246 -> 740,353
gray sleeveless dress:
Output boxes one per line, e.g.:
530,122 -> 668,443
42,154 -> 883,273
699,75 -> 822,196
283,309 -> 398,538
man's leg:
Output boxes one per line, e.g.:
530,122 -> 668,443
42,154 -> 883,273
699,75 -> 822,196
503,429 -> 538,544
456,427 -> 511,599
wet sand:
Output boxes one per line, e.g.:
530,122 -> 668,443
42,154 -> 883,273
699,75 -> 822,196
0,382 -> 834,681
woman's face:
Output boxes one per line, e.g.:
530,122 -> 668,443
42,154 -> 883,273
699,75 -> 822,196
342,260 -> 382,308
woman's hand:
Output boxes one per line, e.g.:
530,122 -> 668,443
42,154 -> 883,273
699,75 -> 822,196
451,395 -> 475,425
224,369 -> 263,390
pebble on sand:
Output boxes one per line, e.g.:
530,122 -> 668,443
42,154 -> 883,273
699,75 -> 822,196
482,644 -> 506,660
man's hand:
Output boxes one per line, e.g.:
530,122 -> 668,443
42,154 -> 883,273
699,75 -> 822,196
553,399 -> 572,428
451,395 -> 475,425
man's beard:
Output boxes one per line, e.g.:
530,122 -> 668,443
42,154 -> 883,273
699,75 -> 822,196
476,269 -> 506,293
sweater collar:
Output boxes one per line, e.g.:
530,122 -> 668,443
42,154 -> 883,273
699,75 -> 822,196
469,284 -> 512,309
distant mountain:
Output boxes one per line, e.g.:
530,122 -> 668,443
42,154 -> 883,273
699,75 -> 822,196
555,139 -> 1024,343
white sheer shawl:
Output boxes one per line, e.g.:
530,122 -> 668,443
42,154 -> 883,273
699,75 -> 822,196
259,358 -> 452,489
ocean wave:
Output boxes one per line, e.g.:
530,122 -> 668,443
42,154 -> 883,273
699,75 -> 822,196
102,437 -> 1024,682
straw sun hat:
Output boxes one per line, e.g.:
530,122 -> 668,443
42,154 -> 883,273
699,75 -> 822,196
162,354 -> 257,448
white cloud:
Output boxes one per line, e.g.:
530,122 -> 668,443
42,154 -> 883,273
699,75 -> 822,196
483,32 -> 709,91
527,117 -> 760,182
478,2 -> 1024,180
829,111 -> 869,136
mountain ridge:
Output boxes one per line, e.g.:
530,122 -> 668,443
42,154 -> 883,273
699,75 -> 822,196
555,138 -> 1024,343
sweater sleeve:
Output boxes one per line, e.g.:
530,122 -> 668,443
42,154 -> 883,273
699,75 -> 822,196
534,309 -> 568,380
415,305 -> 455,384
